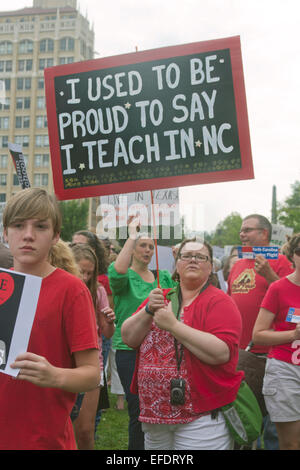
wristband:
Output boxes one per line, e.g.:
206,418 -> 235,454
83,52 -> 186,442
145,303 -> 154,316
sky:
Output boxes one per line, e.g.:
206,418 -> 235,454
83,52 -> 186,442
3,0 -> 300,233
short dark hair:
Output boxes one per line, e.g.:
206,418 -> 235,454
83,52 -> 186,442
172,238 -> 218,286
243,214 -> 272,241
176,238 -> 213,264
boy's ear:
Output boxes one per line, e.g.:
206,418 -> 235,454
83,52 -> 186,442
52,232 -> 60,245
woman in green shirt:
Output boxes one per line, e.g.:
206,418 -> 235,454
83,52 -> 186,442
108,220 -> 174,450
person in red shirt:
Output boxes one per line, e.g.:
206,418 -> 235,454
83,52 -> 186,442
253,233 -> 300,450
0,188 -> 100,450
227,214 -> 293,353
227,213 -> 293,450
121,239 -> 243,450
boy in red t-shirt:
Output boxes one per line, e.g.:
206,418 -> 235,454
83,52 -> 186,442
0,188 -> 100,450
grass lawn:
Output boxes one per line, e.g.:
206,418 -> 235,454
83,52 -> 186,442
95,392 -> 129,450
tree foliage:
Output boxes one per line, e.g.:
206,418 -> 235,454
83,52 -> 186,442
278,181 -> 300,233
59,199 -> 89,242
209,212 -> 242,247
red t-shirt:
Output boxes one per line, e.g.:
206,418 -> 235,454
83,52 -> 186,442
132,285 -> 244,417
0,268 -> 99,450
98,274 -> 112,296
227,254 -> 293,353
261,277 -> 300,365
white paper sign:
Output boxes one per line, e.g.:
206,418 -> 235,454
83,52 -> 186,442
97,188 -> 180,239
271,224 -> 293,246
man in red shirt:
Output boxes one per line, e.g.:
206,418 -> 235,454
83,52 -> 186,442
227,213 -> 293,449
228,214 -> 293,353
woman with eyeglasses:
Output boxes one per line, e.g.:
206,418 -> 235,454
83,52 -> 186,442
108,216 -> 175,450
121,238 -> 244,450
253,233 -> 300,450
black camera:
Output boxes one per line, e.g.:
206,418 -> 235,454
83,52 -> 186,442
170,378 -> 186,405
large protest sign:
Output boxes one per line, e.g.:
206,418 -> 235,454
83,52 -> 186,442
0,268 -> 41,377
44,36 -> 253,201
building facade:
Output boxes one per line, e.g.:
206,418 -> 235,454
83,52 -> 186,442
0,0 -> 95,226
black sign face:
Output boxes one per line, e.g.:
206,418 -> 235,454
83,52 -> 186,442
45,37 -> 253,200
0,271 -> 25,369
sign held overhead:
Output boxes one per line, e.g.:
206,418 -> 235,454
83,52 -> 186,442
44,36 -> 253,200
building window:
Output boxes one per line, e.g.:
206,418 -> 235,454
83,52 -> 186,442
34,154 -> 49,168
15,116 -> 30,129
59,56 -> 74,64
0,136 -> 8,148
34,173 -> 48,186
15,135 -> 29,147
36,97 -> 45,110
0,97 -> 10,110
13,174 -> 19,186
37,78 -> 44,89
80,40 -> 86,57
0,117 -> 9,130
23,155 -> 29,167
0,175 -> 7,186
0,155 -> 8,169
60,37 -> 74,51
36,116 -> 47,129
40,38 -> 54,52
0,60 -> 12,72
35,135 -> 49,147
0,41 -> 13,55
19,39 -> 34,54
1,78 -> 10,91
16,97 -> 31,109
0,194 -> 6,203
17,77 -> 32,90
18,59 -> 33,72
39,58 -> 54,70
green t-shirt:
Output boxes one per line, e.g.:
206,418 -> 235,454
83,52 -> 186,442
108,262 -> 175,350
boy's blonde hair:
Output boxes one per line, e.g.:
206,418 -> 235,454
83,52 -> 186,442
3,188 -> 61,235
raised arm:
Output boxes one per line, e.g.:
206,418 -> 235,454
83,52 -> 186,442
114,216 -> 139,274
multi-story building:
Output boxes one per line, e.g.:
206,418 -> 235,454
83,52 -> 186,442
0,0 -> 96,226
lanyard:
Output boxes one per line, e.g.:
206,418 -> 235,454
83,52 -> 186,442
174,280 -> 210,375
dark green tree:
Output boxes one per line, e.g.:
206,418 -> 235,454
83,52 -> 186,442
59,199 -> 89,242
278,181 -> 300,233
210,212 -> 242,247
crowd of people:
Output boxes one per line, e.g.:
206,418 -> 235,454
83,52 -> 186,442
0,187 -> 299,451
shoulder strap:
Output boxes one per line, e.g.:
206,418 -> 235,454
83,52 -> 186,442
166,281 -> 210,319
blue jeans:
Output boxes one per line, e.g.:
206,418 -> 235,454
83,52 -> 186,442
116,349 -> 144,450
102,335 -> 111,367
263,415 -> 279,450
94,336 -> 112,434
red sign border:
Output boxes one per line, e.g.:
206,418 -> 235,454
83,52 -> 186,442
44,36 -> 253,201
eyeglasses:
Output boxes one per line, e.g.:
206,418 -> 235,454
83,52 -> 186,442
239,227 -> 263,234
179,253 -> 210,263
294,247 -> 300,256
